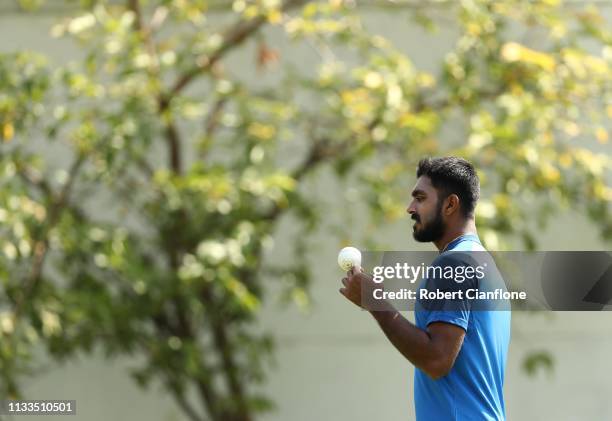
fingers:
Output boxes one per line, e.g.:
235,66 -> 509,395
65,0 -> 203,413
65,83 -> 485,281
346,265 -> 364,278
340,267 -> 365,300
340,275 -> 352,298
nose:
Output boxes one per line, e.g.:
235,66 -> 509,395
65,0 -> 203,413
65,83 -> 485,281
407,200 -> 417,216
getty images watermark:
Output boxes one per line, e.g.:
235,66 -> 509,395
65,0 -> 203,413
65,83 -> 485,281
371,261 -> 526,302
359,251 -> 612,312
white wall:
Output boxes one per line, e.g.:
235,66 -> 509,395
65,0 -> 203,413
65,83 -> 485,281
1,5 -> 611,421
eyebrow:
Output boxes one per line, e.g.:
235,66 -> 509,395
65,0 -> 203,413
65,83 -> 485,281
412,189 -> 427,197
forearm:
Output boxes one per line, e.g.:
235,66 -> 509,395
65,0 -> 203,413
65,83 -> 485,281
370,308 -> 443,376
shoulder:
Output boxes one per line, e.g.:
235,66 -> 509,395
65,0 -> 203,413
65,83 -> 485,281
428,250 -> 488,289
432,250 -> 475,267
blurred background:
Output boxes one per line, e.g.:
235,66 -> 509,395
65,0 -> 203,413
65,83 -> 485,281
0,1 -> 611,420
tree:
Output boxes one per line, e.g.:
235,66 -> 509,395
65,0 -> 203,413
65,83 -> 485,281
0,0 -> 610,420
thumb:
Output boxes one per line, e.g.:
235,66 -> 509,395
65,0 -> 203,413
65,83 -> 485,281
349,265 -> 363,276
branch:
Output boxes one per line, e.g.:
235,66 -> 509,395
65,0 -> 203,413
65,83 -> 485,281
127,0 -> 163,77
125,1 -> 182,177
134,154 -> 155,178
165,120 -> 182,174
168,383 -> 205,421
155,212 -> 224,419
6,0 -> 610,15
157,0 -> 309,176
152,312 -> 221,420
204,97 -> 227,138
259,121 -> 367,224
127,0 -> 143,32
195,378 -> 221,421
261,81 -> 508,224
293,113 -> 380,182
16,165 -> 53,199
11,154 -> 86,321
198,97 -> 228,160
161,0 -> 309,109
211,320 -> 251,421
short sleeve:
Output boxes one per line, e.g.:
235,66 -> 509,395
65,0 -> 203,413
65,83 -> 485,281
419,252 -> 479,332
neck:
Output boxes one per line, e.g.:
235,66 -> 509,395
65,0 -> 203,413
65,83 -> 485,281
434,219 -> 477,252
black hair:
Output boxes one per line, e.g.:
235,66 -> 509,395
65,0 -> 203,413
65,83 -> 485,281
416,156 -> 480,218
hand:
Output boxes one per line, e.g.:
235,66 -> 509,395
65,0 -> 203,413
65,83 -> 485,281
339,265 -> 374,309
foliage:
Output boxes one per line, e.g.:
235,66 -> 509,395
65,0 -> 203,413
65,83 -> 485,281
0,0 -> 610,419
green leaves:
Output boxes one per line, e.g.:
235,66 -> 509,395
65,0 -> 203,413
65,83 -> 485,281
0,0 -> 610,418
523,350 -> 554,377
0,52 -> 51,142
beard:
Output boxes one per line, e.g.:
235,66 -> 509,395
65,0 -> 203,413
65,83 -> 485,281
412,201 -> 445,243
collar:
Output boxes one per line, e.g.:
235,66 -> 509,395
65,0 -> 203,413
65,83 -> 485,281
441,233 -> 481,253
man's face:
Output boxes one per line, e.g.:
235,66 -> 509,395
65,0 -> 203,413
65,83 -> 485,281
407,176 -> 446,242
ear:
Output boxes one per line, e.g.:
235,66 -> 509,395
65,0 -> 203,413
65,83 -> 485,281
443,194 -> 460,216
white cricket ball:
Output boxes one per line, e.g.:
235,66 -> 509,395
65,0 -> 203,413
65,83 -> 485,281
337,246 -> 362,271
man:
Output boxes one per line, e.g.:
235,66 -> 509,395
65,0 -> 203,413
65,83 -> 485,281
339,157 -> 510,421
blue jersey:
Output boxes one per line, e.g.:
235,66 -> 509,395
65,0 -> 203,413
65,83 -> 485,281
414,234 -> 511,421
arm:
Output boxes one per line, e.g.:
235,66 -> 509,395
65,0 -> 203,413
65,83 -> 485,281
370,307 -> 465,380
340,267 -> 465,380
